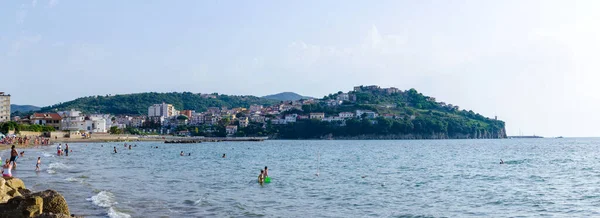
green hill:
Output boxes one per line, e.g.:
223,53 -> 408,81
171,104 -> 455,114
39,92 -> 278,115
263,92 -> 312,101
274,87 -> 506,139
10,104 -> 40,113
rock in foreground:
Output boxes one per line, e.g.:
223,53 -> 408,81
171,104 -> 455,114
0,177 -> 71,218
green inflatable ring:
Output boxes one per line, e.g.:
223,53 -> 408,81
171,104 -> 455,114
264,177 -> 271,183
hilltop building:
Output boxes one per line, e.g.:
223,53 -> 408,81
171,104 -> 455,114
0,92 -> 10,122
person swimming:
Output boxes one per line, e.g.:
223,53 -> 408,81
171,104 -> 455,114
114,147 -> 117,154
264,166 -> 269,177
129,145 -> 132,150
500,159 -> 504,164
188,153 -> 191,156
180,151 -> 184,156
222,153 -> 226,158
65,144 -> 69,156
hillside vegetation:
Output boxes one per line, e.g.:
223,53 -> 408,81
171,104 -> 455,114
39,92 -> 277,115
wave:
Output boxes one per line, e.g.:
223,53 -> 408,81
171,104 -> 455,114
88,191 -> 116,208
65,177 -> 85,183
108,207 -> 131,218
88,191 -> 131,218
41,152 -> 53,157
48,162 -> 72,170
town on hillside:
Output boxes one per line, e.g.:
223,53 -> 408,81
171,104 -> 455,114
0,85 -> 506,140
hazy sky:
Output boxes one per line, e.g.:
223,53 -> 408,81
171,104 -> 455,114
1,0 -> 599,137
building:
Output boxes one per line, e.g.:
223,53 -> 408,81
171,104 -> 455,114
180,110 -> 194,119
384,87 -> 399,94
0,92 -> 10,122
337,93 -> 349,101
85,117 -> 107,133
148,103 -> 177,118
226,125 -> 238,136
130,116 -> 146,127
238,117 -> 249,128
29,113 -> 62,129
339,112 -> 354,119
285,114 -> 297,123
309,112 -> 325,120
356,110 -> 378,119
58,109 -> 86,131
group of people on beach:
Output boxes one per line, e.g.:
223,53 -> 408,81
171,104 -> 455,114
0,135 -> 50,146
1,145 -> 42,177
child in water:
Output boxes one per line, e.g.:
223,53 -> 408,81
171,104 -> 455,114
114,147 -> 117,153
264,166 -> 269,177
35,157 -> 41,171
258,170 -> 265,184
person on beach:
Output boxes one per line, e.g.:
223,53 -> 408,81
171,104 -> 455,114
258,170 -> 265,184
264,166 -> 269,177
114,147 -> 117,154
65,144 -> 69,156
9,145 -> 18,168
35,157 -> 41,171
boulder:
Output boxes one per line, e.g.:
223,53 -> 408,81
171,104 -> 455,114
34,212 -> 72,218
27,190 -> 70,216
4,177 -> 26,191
0,195 -> 43,218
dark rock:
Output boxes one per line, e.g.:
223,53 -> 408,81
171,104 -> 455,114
27,190 -> 70,216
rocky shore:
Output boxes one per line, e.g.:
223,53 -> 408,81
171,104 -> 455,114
0,177 -> 75,218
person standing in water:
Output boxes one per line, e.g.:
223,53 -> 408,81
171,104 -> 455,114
9,145 -> 18,169
258,170 -> 265,184
222,154 -> 226,158
180,151 -> 184,156
65,144 -> 69,156
57,144 -> 62,156
114,147 -> 117,154
129,145 -> 131,150
35,157 -> 41,171
264,166 -> 269,177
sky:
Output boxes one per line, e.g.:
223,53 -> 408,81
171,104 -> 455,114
1,0 -> 599,137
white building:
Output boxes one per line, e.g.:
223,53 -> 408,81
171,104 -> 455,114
226,125 -> 238,136
285,114 -> 297,123
0,92 -> 10,122
337,93 -> 349,101
339,112 -> 354,119
148,103 -> 178,118
85,117 -> 107,133
58,109 -> 86,131
356,110 -> 378,119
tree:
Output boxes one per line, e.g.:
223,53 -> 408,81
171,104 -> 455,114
109,126 -> 123,134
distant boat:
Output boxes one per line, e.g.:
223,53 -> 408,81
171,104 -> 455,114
556,136 -> 564,139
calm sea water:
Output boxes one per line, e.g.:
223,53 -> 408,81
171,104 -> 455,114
3,138 -> 600,217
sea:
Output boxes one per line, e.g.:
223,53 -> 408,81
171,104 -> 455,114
2,138 -> 600,217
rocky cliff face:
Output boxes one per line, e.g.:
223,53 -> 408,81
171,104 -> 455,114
0,177 -> 72,218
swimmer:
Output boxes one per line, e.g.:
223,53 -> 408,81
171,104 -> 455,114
114,147 -> 117,154
180,151 -> 184,156
258,170 -> 265,184
264,166 -> 269,177
500,159 -> 504,164
35,157 -> 41,171
19,151 -> 24,157
129,145 -> 131,150
65,144 -> 69,156
222,154 -> 226,158
188,153 -> 191,156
